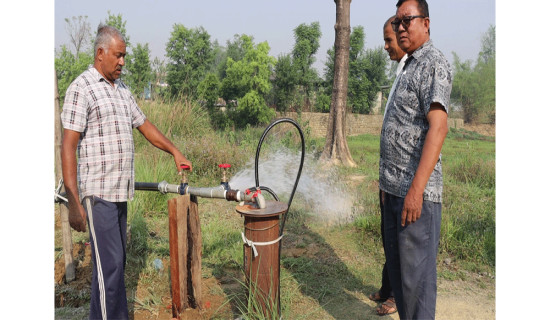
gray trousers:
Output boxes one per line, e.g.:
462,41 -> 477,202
383,192 -> 441,320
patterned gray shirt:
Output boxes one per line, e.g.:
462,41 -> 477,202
379,40 -> 452,203
61,66 -> 146,202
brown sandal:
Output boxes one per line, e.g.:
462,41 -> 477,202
376,297 -> 397,316
368,290 -> 385,302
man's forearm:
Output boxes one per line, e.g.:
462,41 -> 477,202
61,129 -> 87,232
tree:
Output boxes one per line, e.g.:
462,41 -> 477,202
451,25 -> 495,124
480,25 -> 495,64
321,0 -> 356,167
220,35 -> 276,126
56,16 -> 93,105
55,45 -> 93,105
215,34 -> 251,81
125,43 -> 153,97
323,26 -> 388,114
103,11 -> 131,47
102,11 -> 133,83
292,22 -> 322,110
151,57 -> 168,99
64,15 -> 92,59
272,54 -> 297,112
165,24 -> 214,98
198,73 -> 220,108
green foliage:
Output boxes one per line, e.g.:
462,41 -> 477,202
151,57 -> 169,99
451,25 -> 495,124
236,90 -> 276,126
293,22 -> 322,110
292,22 -> 322,80
215,34 -> 251,80
55,45 -> 93,105
221,35 -> 276,127
323,26 -> 388,114
272,54 -> 298,112
198,73 -> 232,129
354,46 -> 387,114
125,43 -> 153,97
165,24 -> 214,98
291,22 -> 322,110
198,73 -> 221,108
314,92 -> 331,113
103,11 -> 130,46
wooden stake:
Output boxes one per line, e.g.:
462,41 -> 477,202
169,195 -> 202,319
54,69 -> 75,282
187,195 -> 202,309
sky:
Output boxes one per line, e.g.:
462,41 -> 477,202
54,0 -> 495,72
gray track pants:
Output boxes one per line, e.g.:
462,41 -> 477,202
383,192 -> 441,320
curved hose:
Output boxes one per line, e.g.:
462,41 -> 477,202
253,118 -> 305,236
251,118 -> 305,317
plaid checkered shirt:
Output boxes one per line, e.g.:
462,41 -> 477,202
61,66 -> 146,202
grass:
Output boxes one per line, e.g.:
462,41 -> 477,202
351,126 -> 496,272
55,99 -> 495,319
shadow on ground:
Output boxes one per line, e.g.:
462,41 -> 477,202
280,219 -> 387,319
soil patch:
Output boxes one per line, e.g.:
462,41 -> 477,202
463,123 -> 495,137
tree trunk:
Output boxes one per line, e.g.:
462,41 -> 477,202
54,69 -> 76,282
320,0 -> 356,167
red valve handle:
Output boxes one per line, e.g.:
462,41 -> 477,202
218,163 -> 231,169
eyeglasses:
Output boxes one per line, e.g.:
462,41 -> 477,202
391,15 -> 426,32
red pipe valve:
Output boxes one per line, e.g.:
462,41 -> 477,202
218,163 -> 231,183
179,164 -> 190,184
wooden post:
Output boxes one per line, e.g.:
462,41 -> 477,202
54,69 -> 75,282
168,195 -> 202,319
187,195 -> 203,309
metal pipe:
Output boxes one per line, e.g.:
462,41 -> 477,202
135,181 -> 266,209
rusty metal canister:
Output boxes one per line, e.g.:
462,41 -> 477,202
236,200 -> 287,318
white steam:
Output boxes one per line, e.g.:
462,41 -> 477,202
228,148 -> 357,223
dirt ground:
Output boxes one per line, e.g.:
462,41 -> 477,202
463,123 -> 495,137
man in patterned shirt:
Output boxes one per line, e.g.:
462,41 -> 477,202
61,25 -> 192,320
368,15 -> 409,317
379,1 -> 452,319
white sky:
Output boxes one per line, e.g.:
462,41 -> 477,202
54,0 -> 495,72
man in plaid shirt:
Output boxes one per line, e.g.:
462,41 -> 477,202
61,25 -> 192,320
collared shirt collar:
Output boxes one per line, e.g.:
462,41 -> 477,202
88,65 -> 121,89
407,39 -> 433,64
396,53 -> 408,76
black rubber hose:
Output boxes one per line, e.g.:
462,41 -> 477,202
135,182 -> 160,191
254,118 -> 305,236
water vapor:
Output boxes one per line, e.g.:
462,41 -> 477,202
229,148 -> 357,223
